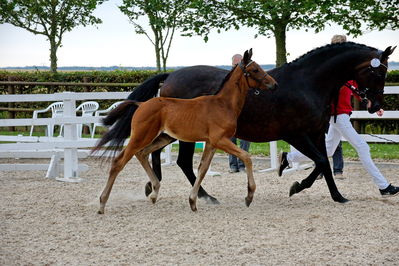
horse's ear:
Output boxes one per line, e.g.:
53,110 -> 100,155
381,46 -> 396,61
248,48 -> 253,60
243,50 -> 249,64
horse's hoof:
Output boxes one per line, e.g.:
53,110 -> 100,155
245,196 -> 253,207
289,181 -> 301,197
97,209 -> 104,214
202,195 -> 220,205
189,197 -> 197,212
333,195 -> 349,203
198,190 -> 220,205
144,182 -> 152,197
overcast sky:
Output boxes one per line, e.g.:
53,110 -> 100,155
0,0 -> 398,68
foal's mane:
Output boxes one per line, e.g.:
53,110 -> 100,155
215,64 -> 237,94
287,42 -> 378,67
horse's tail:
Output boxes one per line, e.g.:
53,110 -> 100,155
92,73 -> 169,156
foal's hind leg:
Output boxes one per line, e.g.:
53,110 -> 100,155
98,148 -> 136,214
136,134 -> 176,203
189,143 -> 216,211
214,137 -> 256,207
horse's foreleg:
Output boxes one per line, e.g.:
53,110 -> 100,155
189,143 -> 216,211
215,138 -> 256,207
177,141 -> 220,205
287,136 -> 348,203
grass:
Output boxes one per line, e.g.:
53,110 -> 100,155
173,139 -> 399,160
2,130 -> 399,160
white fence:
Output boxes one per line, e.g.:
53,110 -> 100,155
1,86 -> 398,179
0,92 -> 130,182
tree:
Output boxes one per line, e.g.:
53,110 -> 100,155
119,0 -> 193,72
185,0 -> 399,67
330,0 -> 399,36
0,0 -> 105,72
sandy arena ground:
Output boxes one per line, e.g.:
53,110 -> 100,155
1,154 -> 399,265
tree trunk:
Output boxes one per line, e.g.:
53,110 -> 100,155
273,23 -> 288,67
154,35 -> 162,71
49,38 -> 58,73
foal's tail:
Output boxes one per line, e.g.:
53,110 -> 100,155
92,73 -> 169,156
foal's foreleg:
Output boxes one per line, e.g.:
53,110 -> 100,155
215,138 -> 256,207
189,143 -> 216,212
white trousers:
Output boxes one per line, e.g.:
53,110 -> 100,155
287,114 -> 389,189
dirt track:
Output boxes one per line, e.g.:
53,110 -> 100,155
1,155 -> 399,265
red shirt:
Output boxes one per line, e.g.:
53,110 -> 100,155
331,80 -> 361,115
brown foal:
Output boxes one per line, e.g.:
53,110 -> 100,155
97,49 -> 277,213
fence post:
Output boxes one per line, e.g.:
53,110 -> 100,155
57,92 -> 83,182
7,76 -> 16,131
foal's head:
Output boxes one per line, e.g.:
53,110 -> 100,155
239,49 -> 277,91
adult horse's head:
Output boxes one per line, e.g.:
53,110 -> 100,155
354,46 -> 396,113
239,49 -> 278,91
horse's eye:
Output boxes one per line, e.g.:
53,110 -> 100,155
253,69 -> 259,73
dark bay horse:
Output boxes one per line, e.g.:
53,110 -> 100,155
101,42 -> 396,204
94,50 -> 277,213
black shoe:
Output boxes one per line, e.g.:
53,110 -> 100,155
379,184 -> 399,197
277,152 -> 289,177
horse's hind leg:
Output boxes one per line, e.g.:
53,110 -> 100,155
214,137 -> 256,207
189,143 -> 216,211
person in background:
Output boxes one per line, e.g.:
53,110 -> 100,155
323,34 -> 347,179
229,54 -> 251,173
277,36 -> 399,197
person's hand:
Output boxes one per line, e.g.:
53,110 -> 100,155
376,109 -> 384,117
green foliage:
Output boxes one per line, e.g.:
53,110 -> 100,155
330,0 -> 399,36
119,0 -> 194,71
0,0 -> 105,72
184,0 -> 399,67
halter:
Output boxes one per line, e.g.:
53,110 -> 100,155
352,52 -> 387,101
343,82 -> 369,105
238,60 -> 269,94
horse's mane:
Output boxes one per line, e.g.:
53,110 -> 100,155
286,42 -> 378,67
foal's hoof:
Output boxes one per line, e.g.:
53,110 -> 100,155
97,209 -> 104,215
144,181 -> 152,197
245,196 -> 253,207
149,195 -> 157,204
189,197 -> 197,212
289,181 -> 301,197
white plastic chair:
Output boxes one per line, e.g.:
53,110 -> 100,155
91,101 -> 122,138
29,102 -> 64,137
75,101 -> 99,138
